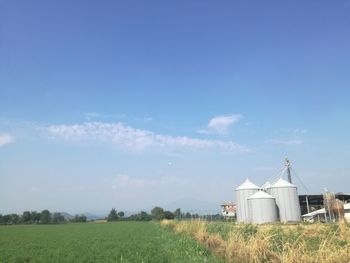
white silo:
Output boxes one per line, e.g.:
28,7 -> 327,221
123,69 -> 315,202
248,191 -> 278,224
235,179 -> 259,223
261,181 -> 271,191
267,178 -> 301,223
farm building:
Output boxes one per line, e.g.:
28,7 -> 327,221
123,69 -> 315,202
233,159 -> 350,224
235,177 -> 301,224
299,193 -> 350,222
299,193 -> 350,215
221,202 -> 236,219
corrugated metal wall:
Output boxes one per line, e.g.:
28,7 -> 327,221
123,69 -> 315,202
235,179 -> 259,223
267,178 -> 301,223
248,191 -> 278,224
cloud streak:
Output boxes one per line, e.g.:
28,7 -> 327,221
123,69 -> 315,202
44,122 -> 250,152
199,114 -> 242,135
268,139 -> 303,145
0,133 -> 15,147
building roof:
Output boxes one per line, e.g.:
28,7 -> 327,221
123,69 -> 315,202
248,190 -> 275,200
221,202 -> 235,206
302,208 -> 326,217
269,178 -> 296,188
299,194 -> 350,206
261,181 -> 271,189
235,179 -> 259,190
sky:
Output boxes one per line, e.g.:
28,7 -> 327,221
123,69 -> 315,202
1,0 -> 350,215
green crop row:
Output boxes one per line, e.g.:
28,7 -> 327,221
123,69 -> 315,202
0,221 -> 222,263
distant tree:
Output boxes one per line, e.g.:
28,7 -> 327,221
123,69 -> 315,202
22,211 -> 32,224
213,214 -> 224,221
40,210 -> 51,224
151,207 -> 165,220
31,211 -> 41,224
174,208 -> 181,220
185,212 -> 191,219
117,211 -> 124,218
2,214 -> 11,224
107,208 -> 119,222
139,211 -> 152,221
0,214 -> 2,224
79,214 -> 87,222
164,211 -> 175,220
127,211 -> 152,221
9,214 -> 20,224
52,213 -> 65,224
71,214 -> 87,223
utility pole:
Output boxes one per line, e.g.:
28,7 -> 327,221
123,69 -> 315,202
285,158 -> 292,183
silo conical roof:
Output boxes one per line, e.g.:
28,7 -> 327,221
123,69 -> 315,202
248,191 -> 275,200
235,179 -> 259,190
261,181 -> 271,189
270,178 -> 296,188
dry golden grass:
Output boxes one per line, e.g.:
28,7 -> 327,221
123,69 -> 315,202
161,220 -> 350,263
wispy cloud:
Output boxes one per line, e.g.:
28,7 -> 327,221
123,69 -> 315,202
43,122 -> 250,152
199,114 -> 242,135
293,128 -> 307,134
84,112 -> 102,120
268,139 -> 303,145
278,128 -> 308,134
0,133 -> 15,147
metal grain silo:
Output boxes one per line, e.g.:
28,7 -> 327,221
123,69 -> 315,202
248,191 -> 278,224
261,181 -> 271,191
235,179 -> 259,223
267,178 -> 301,223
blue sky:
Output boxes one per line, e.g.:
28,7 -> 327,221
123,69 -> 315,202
1,0 -> 350,214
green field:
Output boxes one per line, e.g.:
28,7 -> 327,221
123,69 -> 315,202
0,222 -> 222,263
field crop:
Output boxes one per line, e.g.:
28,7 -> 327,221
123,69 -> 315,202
161,219 -> 350,263
0,221 -> 222,263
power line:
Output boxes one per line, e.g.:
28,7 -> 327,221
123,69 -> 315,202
266,166 -> 286,184
291,167 -> 310,194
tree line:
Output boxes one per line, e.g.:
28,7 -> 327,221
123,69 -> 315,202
0,207 -> 224,225
0,210 -> 87,225
106,207 -> 179,222
106,207 -> 224,222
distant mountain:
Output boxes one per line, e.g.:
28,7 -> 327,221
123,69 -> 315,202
56,212 -> 106,221
59,212 -> 74,220
83,212 -> 106,220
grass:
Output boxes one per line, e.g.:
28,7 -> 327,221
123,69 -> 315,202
161,219 -> 350,263
0,221 -> 223,263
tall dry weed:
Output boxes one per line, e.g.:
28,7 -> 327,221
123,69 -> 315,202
160,220 -> 350,263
